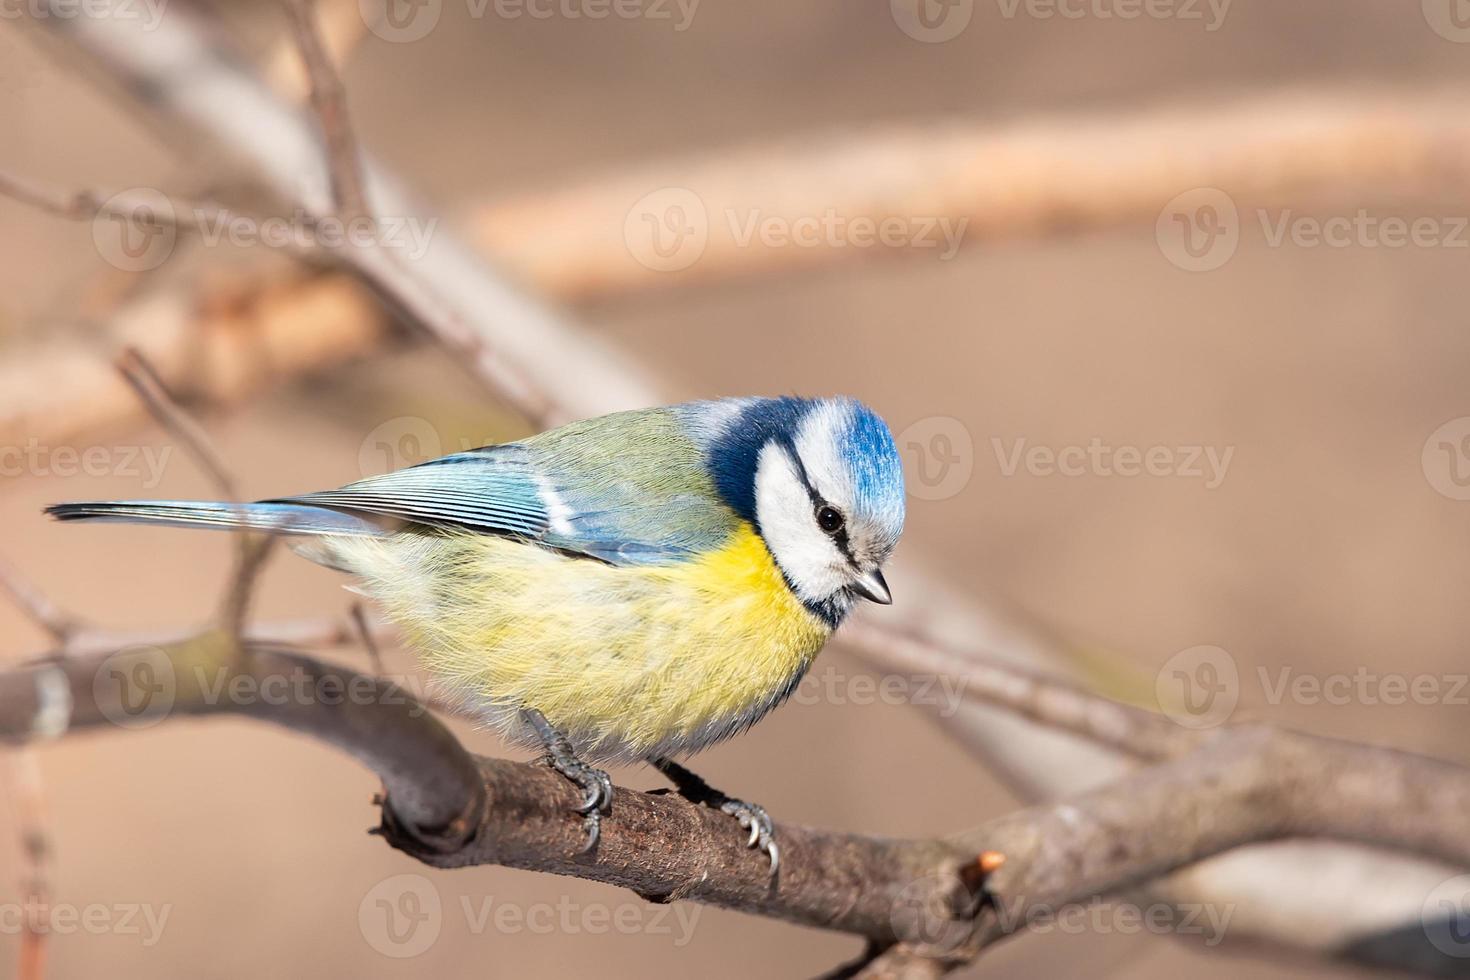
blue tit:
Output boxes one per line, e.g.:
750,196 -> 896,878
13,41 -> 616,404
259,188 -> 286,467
47,395 -> 906,866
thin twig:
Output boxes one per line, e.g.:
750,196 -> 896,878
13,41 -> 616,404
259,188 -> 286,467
350,602 -> 384,676
274,0 -> 559,421
218,535 -> 277,644
0,558 -> 77,647
280,0 -> 369,221
4,750 -> 52,980
0,171 -> 227,232
114,346 -> 278,640
0,170 -> 110,221
115,346 -> 238,500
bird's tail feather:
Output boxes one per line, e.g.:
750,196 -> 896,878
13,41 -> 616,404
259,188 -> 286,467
44,500 -> 381,537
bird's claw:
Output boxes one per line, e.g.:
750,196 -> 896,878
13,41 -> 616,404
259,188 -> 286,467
721,798 -> 780,876
650,758 -> 781,878
523,705 -> 614,856
536,751 -> 613,852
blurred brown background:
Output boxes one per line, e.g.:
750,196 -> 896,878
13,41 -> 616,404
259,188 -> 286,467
4,0 -> 1470,976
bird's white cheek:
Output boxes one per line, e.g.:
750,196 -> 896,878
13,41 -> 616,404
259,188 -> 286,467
754,445 -> 848,603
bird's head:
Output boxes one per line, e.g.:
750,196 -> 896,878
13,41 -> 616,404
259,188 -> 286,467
703,396 -> 905,623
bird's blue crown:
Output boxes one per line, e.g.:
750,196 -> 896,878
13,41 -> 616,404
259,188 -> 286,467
700,396 -> 905,551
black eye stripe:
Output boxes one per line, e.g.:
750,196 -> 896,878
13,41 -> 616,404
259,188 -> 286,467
780,439 -> 857,563
779,436 -> 822,507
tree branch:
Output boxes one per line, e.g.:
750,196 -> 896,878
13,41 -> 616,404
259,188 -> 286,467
0,633 -> 1468,973
0,558 -> 78,647
0,636 -> 978,942
114,346 -> 239,500
841,620 -> 1190,762
113,345 -> 279,641
468,87 -> 1470,299
0,638 -> 484,849
278,0 -> 368,221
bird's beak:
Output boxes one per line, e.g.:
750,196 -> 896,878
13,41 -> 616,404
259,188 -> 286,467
851,568 -> 892,605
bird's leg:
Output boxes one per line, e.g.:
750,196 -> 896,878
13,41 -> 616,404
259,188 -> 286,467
521,707 -> 612,853
650,757 -> 779,876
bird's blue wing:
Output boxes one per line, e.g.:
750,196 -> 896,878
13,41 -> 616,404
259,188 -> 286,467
274,408 -> 741,566
274,445 -> 550,538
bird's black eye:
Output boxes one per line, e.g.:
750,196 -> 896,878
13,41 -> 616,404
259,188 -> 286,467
816,505 -> 845,534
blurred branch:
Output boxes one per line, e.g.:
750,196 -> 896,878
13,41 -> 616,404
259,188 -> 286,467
349,603 -> 384,676
843,620 -> 1190,762
115,346 -> 239,500
57,614 -> 361,660
0,558 -> 78,647
22,0 -> 656,427
471,88 -> 1470,299
264,0 -> 367,101
0,172 -> 219,230
3,751 -> 52,980
0,269 -> 386,451
278,0 -> 368,221
114,345 -> 278,641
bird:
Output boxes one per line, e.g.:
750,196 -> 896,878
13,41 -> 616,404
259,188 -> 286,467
46,395 -> 905,871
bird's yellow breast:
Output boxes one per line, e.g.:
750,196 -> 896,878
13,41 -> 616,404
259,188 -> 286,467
331,523 -> 832,761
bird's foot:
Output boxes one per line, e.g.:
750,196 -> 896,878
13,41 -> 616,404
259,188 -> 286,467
522,708 -> 611,853
719,798 -> 779,875
652,757 -> 780,877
